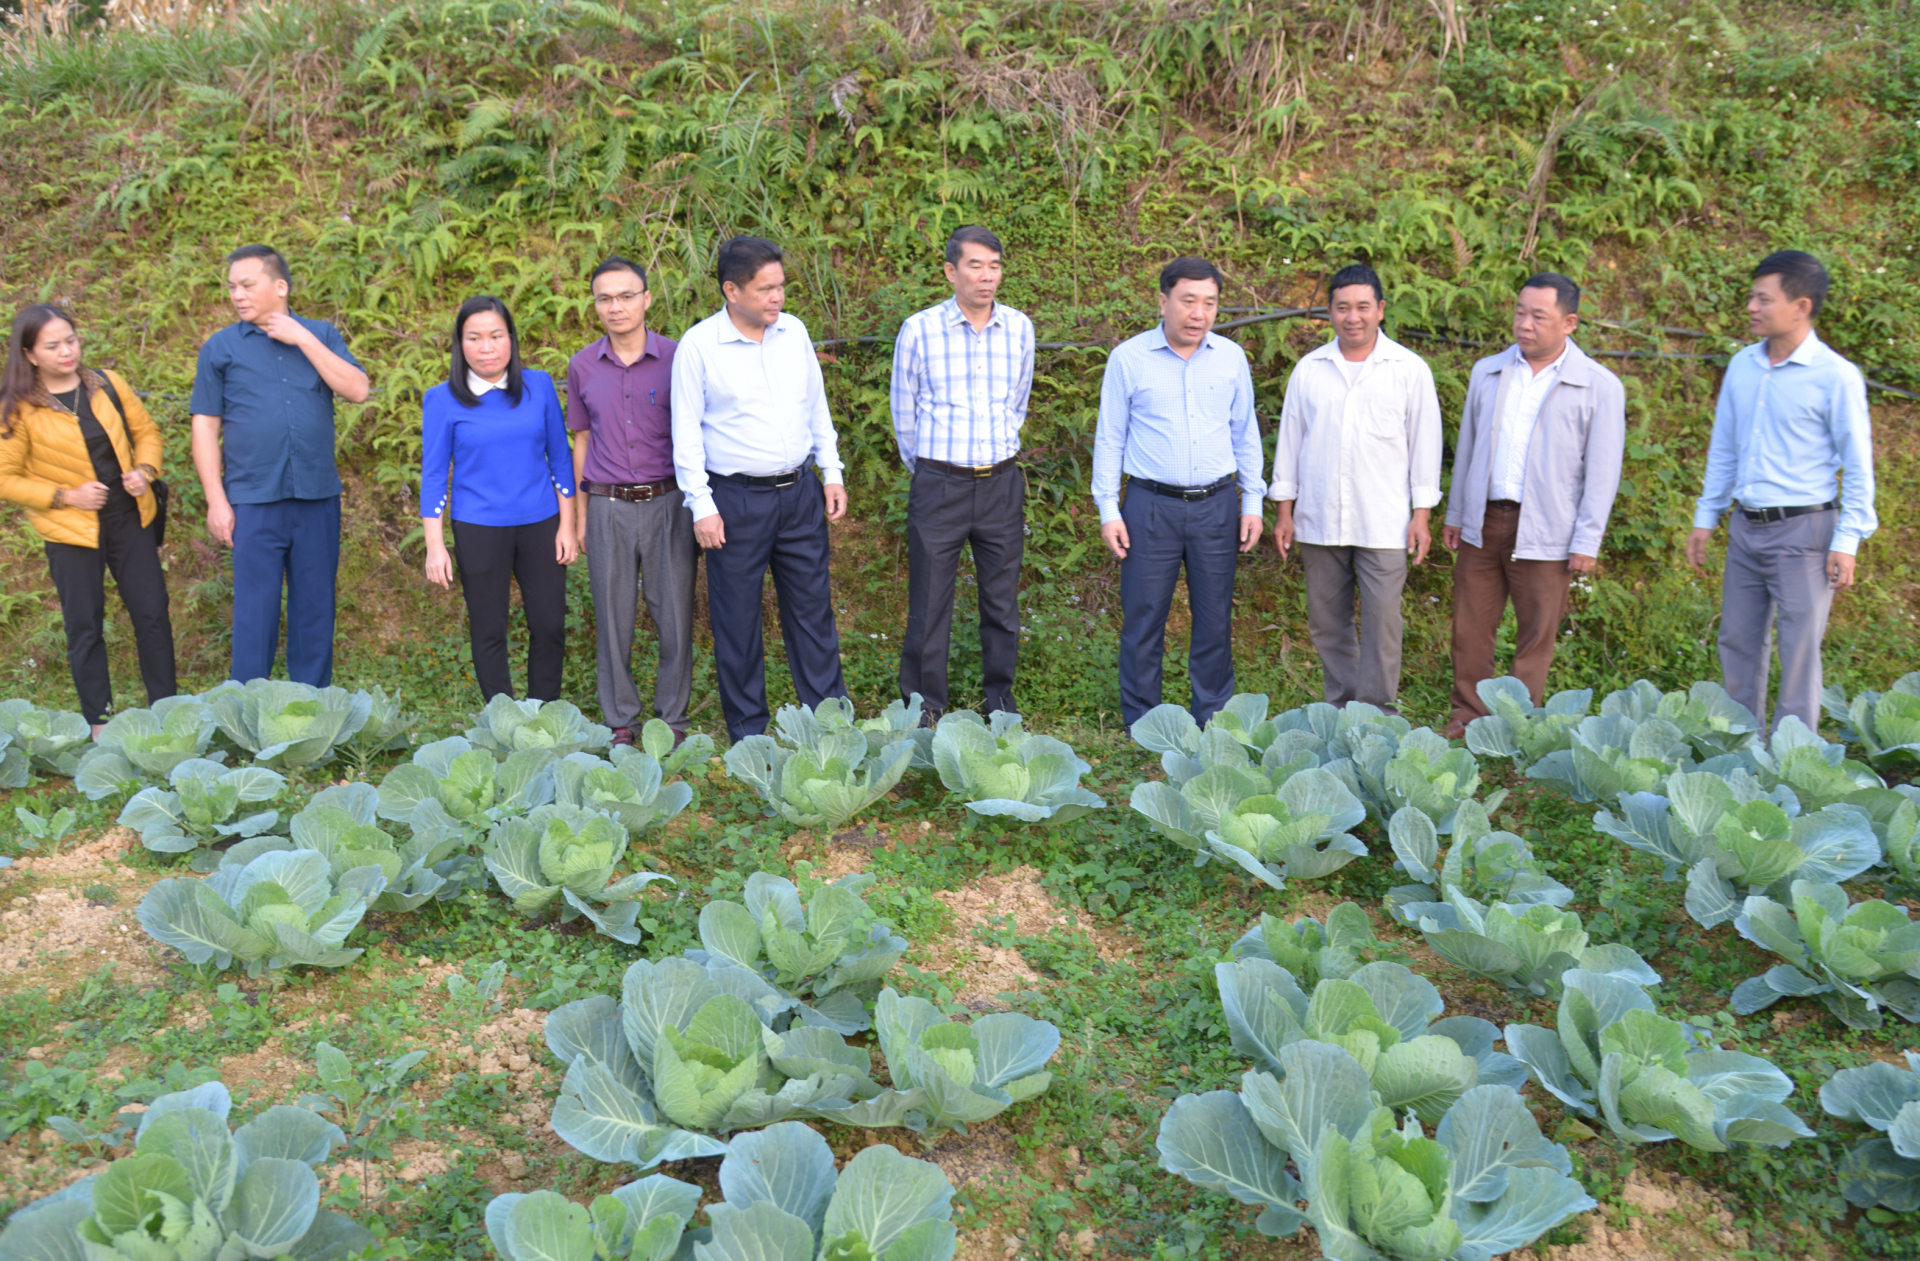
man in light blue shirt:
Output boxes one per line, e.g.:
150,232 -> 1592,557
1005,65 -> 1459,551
1092,256 -> 1265,725
1687,250 -> 1877,732
891,225 -> 1035,722
672,235 -> 850,741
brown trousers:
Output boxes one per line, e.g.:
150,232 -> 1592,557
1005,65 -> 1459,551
1449,502 -> 1572,725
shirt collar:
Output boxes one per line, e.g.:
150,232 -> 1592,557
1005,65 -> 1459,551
1307,331 -> 1408,365
468,370 -> 508,396
1504,341 -> 1571,376
1148,323 -> 1217,354
594,331 -> 660,363
1752,330 -> 1825,368
941,298 -> 1004,330
714,308 -> 787,345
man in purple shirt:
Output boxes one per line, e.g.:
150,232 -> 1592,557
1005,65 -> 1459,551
568,255 -> 700,744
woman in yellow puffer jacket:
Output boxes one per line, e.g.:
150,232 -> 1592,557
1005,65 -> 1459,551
0,304 -> 177,735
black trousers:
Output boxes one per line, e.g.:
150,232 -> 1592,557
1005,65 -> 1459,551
899,462 -> 1024,715
45,509 -> 177,724
1117,485 -> 1240,726
451,515 -> 567,704
704,473 -> 849,741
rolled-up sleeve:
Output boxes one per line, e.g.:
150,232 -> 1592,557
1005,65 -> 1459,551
1091,351 -> 1130,524
1408,360 -> 1443,511
1268,370 -> 1306,502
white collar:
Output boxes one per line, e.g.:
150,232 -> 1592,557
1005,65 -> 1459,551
468,370 -> 508,395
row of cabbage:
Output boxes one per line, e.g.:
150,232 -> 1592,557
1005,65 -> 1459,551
1466,673 -> 1920,1032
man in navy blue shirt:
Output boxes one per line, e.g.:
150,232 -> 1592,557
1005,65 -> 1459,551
189,245 -> 370,686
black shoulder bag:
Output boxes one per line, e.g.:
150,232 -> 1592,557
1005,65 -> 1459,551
97,374 -> 170,548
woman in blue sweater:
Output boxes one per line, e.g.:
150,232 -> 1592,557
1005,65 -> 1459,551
420,295 -> 578,703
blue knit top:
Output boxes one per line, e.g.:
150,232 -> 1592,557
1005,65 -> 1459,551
420,369 -> 576,526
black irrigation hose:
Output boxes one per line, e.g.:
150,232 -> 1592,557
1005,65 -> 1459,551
819,305 -> 1920,401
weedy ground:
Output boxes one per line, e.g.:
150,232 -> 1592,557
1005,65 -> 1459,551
1,707 -> 1914,1261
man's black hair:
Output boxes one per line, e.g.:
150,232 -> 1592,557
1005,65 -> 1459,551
591,254 -> 648,290
1159,256 -> 1225,296
945,225 -> 1004,266
1753,250 -> 1829,318
717,236 -> 784,290
227,244 -> 290,288
447,295 -> 525,409
1520,272 -> 1581,315
1328,264 -> 1384,304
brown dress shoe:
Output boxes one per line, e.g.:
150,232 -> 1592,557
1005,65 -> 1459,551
610,726 -> 636,747
1443,720 -> 1468,741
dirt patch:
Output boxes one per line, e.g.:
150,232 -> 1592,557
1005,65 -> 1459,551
1539,1170 -> 1752,1261
919,866 -> 1144,1009
457,1007 -> 557,1129
0,883 -> 167,994
9,826 -> 141,878
321,1138 -> 460,1201
218,1037 -> 309,1103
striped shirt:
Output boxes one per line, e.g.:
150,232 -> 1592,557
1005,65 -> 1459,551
1091,324 -> 1266,524
890,298 -> 1035,469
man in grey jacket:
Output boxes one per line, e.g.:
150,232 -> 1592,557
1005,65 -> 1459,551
1442,273 -> 1625,737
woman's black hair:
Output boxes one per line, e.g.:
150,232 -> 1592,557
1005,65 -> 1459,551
1,303 -> 78,438
447,294 -> 524,408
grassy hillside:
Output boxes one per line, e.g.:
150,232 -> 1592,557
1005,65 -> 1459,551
1,4 -> 1919,1258
0,0 -> 1914,729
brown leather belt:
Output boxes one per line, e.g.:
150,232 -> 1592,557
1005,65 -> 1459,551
919,456 -> 1018,478
1487,499 -> 1522,510
584,479 -> 676,502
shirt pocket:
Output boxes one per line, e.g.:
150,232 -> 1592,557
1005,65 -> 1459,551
1365,391 -> 1407,441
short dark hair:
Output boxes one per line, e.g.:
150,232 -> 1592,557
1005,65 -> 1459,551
717,236 -> 784,290
1753,250 -> 1829,317
227,244 -> 290,287
1159,256 -> 1225,296
1327,264 -> 1383,304
945,225 -> 1004,266
591,254 -> 647,290
447,295 -> 525,409
1520,272 -> 1580,314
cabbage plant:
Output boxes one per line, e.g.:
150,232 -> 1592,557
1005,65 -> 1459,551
1131,693 -> 1285,785
1525,712 -> 1691,804
1214,955 -> 1525,1122
1742,716 -> 1885,811
638,717 -> 716,776
1385,803 -> 1573,927
554,747 -> 693,837
136,847 -> 387,978
543,957 -> 884,1170
341,685 -> 416,774
117,757 -> 288,871
870,986 -> 1060,1135
376,735 -> 557,831
689,868 -> 907,1033
929,710 -> 1103,824
1597,678 -> 1761,758
857,692 -> 935,769
1130,763 -> 1368,890
1156,1041 -> 1593,1255
1462,677 -> 1592,762
1731,880 -> 1920,1029
482,803 -> 674,943
1821,1053 -> 1920,1210
1405,890 -> 1659,997
0,698 -> 91,777
724,700 -> 914,831
1680,801 -> 1880,929
0,727 -> 23,789
1505,969 -> 1811,1151
0,1080 -> 369,1261
273,782 -> 468,912
72,696 -> 224,800
1333,724 -> 1502,833
1825,673 -> 1920,772
486,1174 -> 701,1261
467,695 -> 612,760
1227,903 -> 1389,988
204,678 -> 374,770
696,1123 -> 958,1261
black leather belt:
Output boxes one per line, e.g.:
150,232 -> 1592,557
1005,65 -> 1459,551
1487,499 -> 1522,510
920,456 -> 1018,478
1739,500 -> 1837,523
584,479 -> 676,502
1128,473 -> 1237,501
710,459 -> 813,488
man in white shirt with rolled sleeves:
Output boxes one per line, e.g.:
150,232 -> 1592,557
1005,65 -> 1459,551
1270,264 -> 1442,711
672,234 -> 850,741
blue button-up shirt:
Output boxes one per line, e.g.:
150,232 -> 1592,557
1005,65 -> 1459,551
890,298 -> 1035,470
1693,331 -> 1877,555
1091,324 -> 1265,524
189,316 -> 360,504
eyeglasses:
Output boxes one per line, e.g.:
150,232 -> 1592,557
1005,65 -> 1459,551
593,290 -> 647,307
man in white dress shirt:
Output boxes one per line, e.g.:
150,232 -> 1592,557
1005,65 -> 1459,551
1269,264 -> 1442,711
1441,272 -> 1625,737
671,235 -> 850,741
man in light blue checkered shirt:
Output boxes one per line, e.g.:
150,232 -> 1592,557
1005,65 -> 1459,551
891,225 -> 1036,722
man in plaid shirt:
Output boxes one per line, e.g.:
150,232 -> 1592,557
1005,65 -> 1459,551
891,225 -> 1036,723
